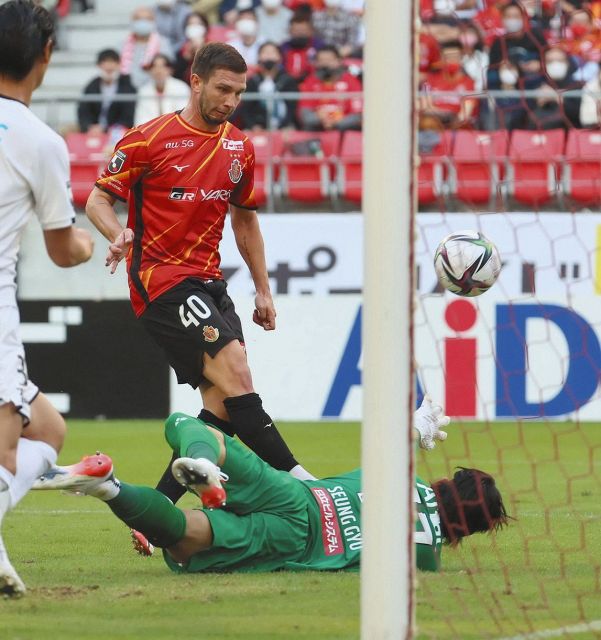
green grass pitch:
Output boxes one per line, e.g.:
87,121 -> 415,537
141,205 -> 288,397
2,419 -> 601,639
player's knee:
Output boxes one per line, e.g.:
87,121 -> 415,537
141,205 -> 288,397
164,412 -> 194,449
222,359 -> 253,396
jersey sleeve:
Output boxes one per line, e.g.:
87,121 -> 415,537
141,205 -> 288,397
32,133 -> 76,230
95,128 -> 151,202
230,139 -> 257,211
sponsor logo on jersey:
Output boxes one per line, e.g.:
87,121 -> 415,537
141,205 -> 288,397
200,188 -> 232,202
169,186 -> 198,202
203,326 -> 219,342
172,164 -> 190,173
228,158 -> 243,184
310,488 -> 343,556
108,150 -> 127,174
222,138 -> 244,151
165,139 -> 194,150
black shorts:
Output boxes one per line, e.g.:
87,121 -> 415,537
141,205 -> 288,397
140,278 -> 244,388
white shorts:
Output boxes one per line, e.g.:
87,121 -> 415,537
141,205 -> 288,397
0,305 -> 39,424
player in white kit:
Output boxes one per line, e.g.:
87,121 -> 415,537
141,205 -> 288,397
0,0 -> 94,597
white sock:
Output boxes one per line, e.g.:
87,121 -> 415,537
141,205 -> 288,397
0,464 -> 14,494
88,476 -> 121,501
9,439 -> 57,507
289,464 -> 317,481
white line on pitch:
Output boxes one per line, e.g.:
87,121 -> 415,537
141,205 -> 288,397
499,619 -> 601,639
13,509 -> 105,515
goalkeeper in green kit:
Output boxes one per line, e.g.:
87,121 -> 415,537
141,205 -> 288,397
33,398 -> 508,573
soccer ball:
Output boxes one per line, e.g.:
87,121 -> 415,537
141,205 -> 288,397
433,230 -> 501,297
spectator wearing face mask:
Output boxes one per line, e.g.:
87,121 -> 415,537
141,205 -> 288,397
524,46 -> 583,129
488,2 -> 547,71
153,0 -> 193,59
174,12 -> 209,83
420,40 -> 479,130
281,14 -> 325,81
134,54 -> 191,125
312,0 -> 363,58
482,59 -> 528,130
460,23 -> 489,92
297,45 -> 362,131
241,41 -> 299,130
78,49 -> 137,134
256,0 -> 293,44
559,10 -> 601,82
121,6 -> 173,89
580,64 -> 601,127
227,9 -> 264,66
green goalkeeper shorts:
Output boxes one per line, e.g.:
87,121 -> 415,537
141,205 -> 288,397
163,435 -> 310,573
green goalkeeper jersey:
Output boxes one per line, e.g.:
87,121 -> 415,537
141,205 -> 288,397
287,472 -> 443,572
414,476 -> 443,572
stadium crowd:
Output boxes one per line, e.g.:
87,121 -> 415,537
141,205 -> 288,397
23,0 -> 601,208
71,0 -> 366,136
35,0 -> 601,135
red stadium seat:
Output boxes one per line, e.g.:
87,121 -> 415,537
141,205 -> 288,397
337,130 -> 362,203
418,131 -> 452,205
65,132 -> 109,208
452,130 -> 508,205
508,129 -> 565,206
280,131 -> 341,203
245,131 -> 284,207
564,129 -> 601,205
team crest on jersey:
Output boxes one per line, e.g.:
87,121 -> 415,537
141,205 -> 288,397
108,150 -> 127,174
203,325 -> 219,342
228,158 -> 243,184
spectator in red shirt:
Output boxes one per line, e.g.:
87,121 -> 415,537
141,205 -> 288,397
420,40 -> 479,129
559,9 -> 601,79
281,14 -> 324,81
297,44 -> 362,131
419,29 -> 442,82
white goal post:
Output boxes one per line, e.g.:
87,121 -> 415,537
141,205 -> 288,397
361,0 -> 416,637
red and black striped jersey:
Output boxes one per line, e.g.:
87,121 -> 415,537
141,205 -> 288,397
96,112 -> 257,316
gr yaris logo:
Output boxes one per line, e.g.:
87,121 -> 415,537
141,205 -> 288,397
169,187 -> 198,202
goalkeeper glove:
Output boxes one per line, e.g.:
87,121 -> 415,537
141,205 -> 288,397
414,395 -> 450,450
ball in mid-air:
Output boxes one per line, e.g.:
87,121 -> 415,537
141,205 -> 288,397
434,230 -> 501,297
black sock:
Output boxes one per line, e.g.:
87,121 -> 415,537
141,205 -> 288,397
223,392 -> 298,471
197,409 -> 236,437
154,450 -> 186,504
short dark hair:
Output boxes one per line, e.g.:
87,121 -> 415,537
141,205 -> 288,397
441,40 -> 463,52
97,48 -> 120,65
431,468 -> 509,545
0,0 -> 55,81
150,53 -> 174,69
316,44 -> 341,59
191,42 -> 247,80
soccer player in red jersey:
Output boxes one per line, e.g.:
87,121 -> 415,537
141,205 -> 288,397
85,42 -> 314,510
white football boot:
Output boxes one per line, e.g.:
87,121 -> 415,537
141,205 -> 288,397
32,453 -> 114,496
171,457 -> 228,509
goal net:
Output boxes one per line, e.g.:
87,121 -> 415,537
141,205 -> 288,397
414,1 -> 601,636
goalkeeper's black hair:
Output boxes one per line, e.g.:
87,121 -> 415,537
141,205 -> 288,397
431,467 -> 509,545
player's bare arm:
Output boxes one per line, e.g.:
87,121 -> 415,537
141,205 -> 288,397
230,204 -> 276,331
86,187 -> 133,273
43,226 -> 93,267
